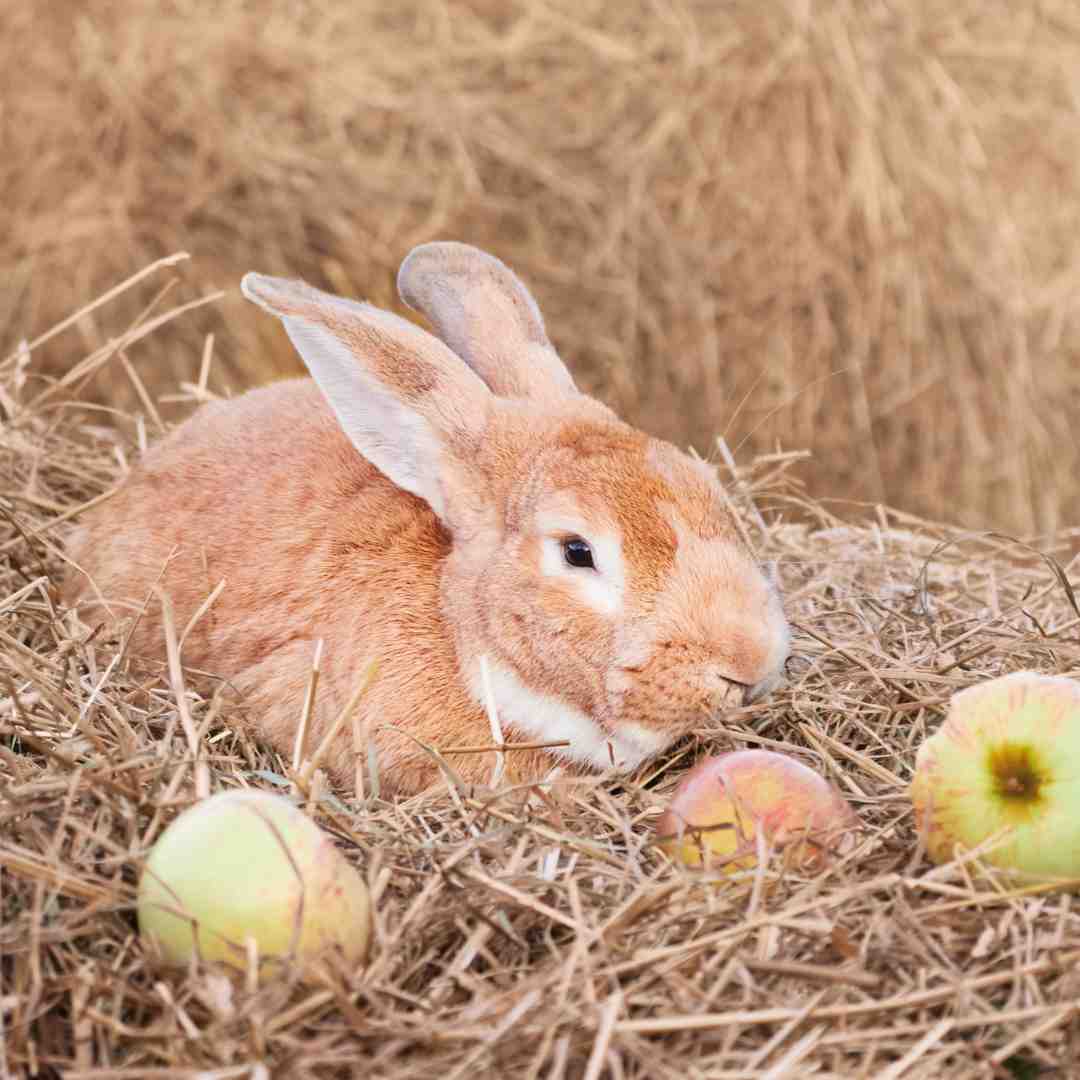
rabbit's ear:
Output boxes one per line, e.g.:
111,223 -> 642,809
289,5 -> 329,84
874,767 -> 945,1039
242,272 -> 490,524
396,241 -> 579,403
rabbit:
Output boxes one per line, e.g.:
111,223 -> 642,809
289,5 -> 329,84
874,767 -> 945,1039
62,242 -> 791,796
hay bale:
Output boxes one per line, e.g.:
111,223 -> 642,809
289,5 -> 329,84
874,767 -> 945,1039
4,2 -> 1080,533
4,265 -> 1080,1076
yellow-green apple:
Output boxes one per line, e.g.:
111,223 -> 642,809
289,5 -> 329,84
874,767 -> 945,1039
654,749 -> 858,871
911,671 -> 1080,883
138,789 -> 371,970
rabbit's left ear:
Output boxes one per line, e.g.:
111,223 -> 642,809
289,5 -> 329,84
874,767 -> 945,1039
241,272 -> 490,524
397,241 -> 579,404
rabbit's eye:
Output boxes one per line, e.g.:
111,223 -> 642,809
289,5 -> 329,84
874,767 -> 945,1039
562,538 -> 595,570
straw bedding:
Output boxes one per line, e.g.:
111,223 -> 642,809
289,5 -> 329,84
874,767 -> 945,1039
4,266 -> 1080,1078
4,1 -> 1080,535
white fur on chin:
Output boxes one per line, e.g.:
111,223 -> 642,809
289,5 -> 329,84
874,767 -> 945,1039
468,658 -> 673,772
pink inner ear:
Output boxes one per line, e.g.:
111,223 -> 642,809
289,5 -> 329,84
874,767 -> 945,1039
241,265 -> 498,532
396,242 -> 579,402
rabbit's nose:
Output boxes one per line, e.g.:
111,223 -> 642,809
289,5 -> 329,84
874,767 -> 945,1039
698,668 -> 747,711
702,666 -> 782,710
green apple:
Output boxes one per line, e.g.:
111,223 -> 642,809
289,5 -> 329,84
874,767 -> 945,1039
138,789 -> 371,970
654,749 -> 858,872
911,671 -> 1080,883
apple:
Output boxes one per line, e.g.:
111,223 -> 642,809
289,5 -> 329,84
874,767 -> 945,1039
654,749 -> 858,871
138,789 -> 372,970
911,671 -> 1080,883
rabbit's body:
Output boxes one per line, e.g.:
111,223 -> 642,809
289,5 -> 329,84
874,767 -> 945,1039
69,378 -> 504,794
64,243 -> 791,795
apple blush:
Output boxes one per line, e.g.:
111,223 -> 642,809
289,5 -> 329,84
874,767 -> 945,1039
911,671 -> 1080,883
138,789 -> 372,971
654,749 -> 858,872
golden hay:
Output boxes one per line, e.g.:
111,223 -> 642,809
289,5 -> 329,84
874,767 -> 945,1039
5,263 -> 1080,1077
4,2 -> 1080,535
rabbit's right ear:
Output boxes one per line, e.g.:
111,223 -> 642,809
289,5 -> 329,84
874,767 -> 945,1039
241,273 -> 491,524
396,242 -> 579,404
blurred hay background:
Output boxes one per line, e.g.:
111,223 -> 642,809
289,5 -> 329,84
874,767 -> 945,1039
4,0 -> 1080,533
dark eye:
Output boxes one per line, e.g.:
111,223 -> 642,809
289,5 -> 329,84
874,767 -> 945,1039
562,537 -> 595,570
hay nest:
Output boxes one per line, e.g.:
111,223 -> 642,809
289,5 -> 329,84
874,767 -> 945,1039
4,265 -> 1080,1077
5,1 -> 1080,535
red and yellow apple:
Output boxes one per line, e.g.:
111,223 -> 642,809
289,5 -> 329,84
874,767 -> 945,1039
911,671 -> 1080,883
654,749 -> 858,871
138,789 -> 372,970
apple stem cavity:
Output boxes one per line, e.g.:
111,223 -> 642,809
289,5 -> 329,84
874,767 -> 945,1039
988,742 -> 1045,804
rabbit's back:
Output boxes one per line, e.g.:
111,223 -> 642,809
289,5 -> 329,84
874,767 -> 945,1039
63,379 -> 481,792
66,379 -> 439,662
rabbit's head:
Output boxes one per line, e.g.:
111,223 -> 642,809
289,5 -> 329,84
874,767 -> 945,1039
242,243 -> 790,775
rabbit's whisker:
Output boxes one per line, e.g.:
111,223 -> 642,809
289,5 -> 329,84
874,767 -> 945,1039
437,740 -> 572,756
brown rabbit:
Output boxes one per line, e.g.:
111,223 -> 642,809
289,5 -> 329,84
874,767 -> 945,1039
63,243 -> 790,795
